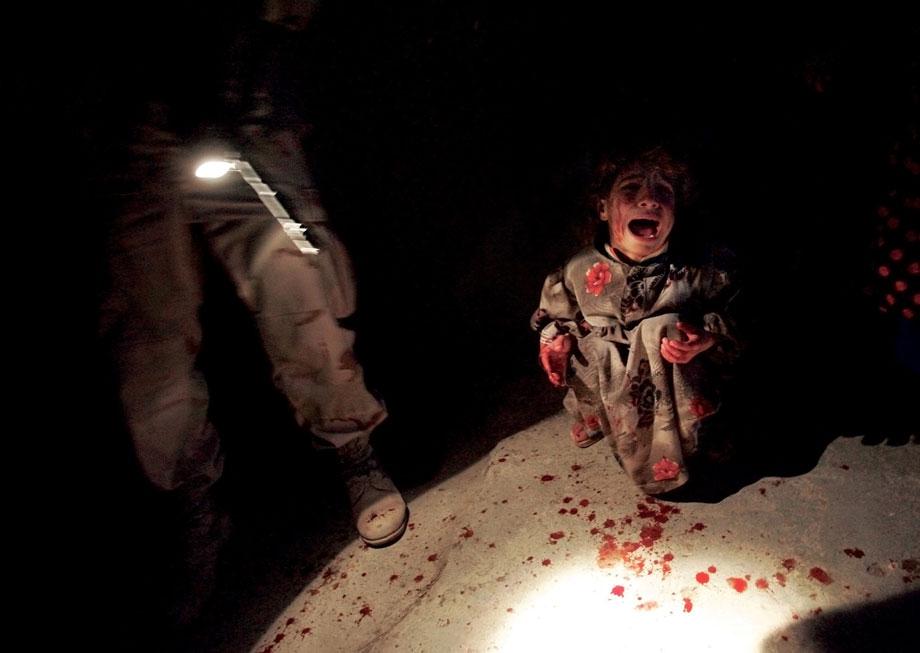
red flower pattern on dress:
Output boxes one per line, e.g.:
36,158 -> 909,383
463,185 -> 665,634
585,262 -> 612,296
652,457 -> 680,481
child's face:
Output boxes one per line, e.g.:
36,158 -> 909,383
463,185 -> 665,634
599,167 -> 676,262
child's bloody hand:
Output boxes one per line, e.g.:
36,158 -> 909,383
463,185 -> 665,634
539,334 -> 574,386
660,321 -> 715,364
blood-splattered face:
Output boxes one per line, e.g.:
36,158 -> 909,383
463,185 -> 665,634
599,166 -> 676,262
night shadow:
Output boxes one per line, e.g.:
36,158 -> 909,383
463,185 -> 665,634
760,588 -> 920,653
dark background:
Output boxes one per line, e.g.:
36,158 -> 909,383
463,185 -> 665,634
23,3 -> 917,649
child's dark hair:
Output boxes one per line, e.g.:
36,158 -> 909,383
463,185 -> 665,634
588,146 -> 696,218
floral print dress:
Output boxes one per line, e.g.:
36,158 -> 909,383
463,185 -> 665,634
533,243 -> 741,494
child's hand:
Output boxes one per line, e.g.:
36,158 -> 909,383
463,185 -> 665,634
660,321 -> 715,364
539,334 -> 574,387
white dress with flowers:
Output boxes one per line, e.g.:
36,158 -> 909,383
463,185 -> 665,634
533,243 -> 740,494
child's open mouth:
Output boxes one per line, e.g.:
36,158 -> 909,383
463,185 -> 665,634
628,218 -> 660,239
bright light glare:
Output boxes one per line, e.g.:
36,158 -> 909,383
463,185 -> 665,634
195,160 -> 233,179
495,562 -> 794,652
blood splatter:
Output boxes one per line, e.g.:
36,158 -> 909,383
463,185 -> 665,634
663,553 -> 674,562
571,464 -> 582,471
427,554 -> 438,562
542,559 -> 552,566
558,508 -> 568,514
579,499 -> 590,507
695,572 -> 710,584
774,573 -> 787,587
598,536 -> 645,574
781,558 -> 796,571
274,633 -> 286,644
541,475 -> 556,482
636,601 -> 658,611
603,519 -> 616,528
389,574 -> 399,582
569,508 -> 578,515
587,512 -> 596,522
460,527 -> 474,539
590,527 -> 600,535
755,578 -> 769,590
639,524 -> 663,547
844,548 -> 865,558
358,604 -> 372,623
840,464 -> 850,470
414,575 -> 424,583
286,618 -> 295,626
727,577 -> 748,592
809,567 -> 833,584
683,597 -> 693,613
301,628 -> 312,636
498,457 -> 507,463
690,522 -> 706,532
550,531 -> 565,540
563,497 -> 573,503
611,585 -> 625,597
759,488 -> 767,495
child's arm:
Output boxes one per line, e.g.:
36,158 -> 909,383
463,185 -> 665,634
532,269 -> 581,386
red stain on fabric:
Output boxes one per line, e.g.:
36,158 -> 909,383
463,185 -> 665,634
571,464 -> 582,471
541,475 -> 556,482
603,519 -> 616,528
579,499 -> 590,507
727,577 -> 748,592
550,531 -> 565,540
427,554 -> 438,562
840,464 -> 850,470
563,497 -> 574,503
301,628 -> 312,636
708,566 -> 717,573
460,527 -> 474,539
696,572 -> 710,584
759,488 -> 767,495
781,558 -> 797,571
663,553 -> 674,562
809,567 -> 833,584
844,548 -> 865,558
542,559 -> 551,566
683,597 -> 693,613
286,618 -> 295,626
357,604 -> 372,623
414,575 -> 424,583
587,512 -> 596,522
690,522 -> 706,532
389,574 -> 399,582
558,508 -> 568,514
611,585 -> 625,597
755,578 -> 769,590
